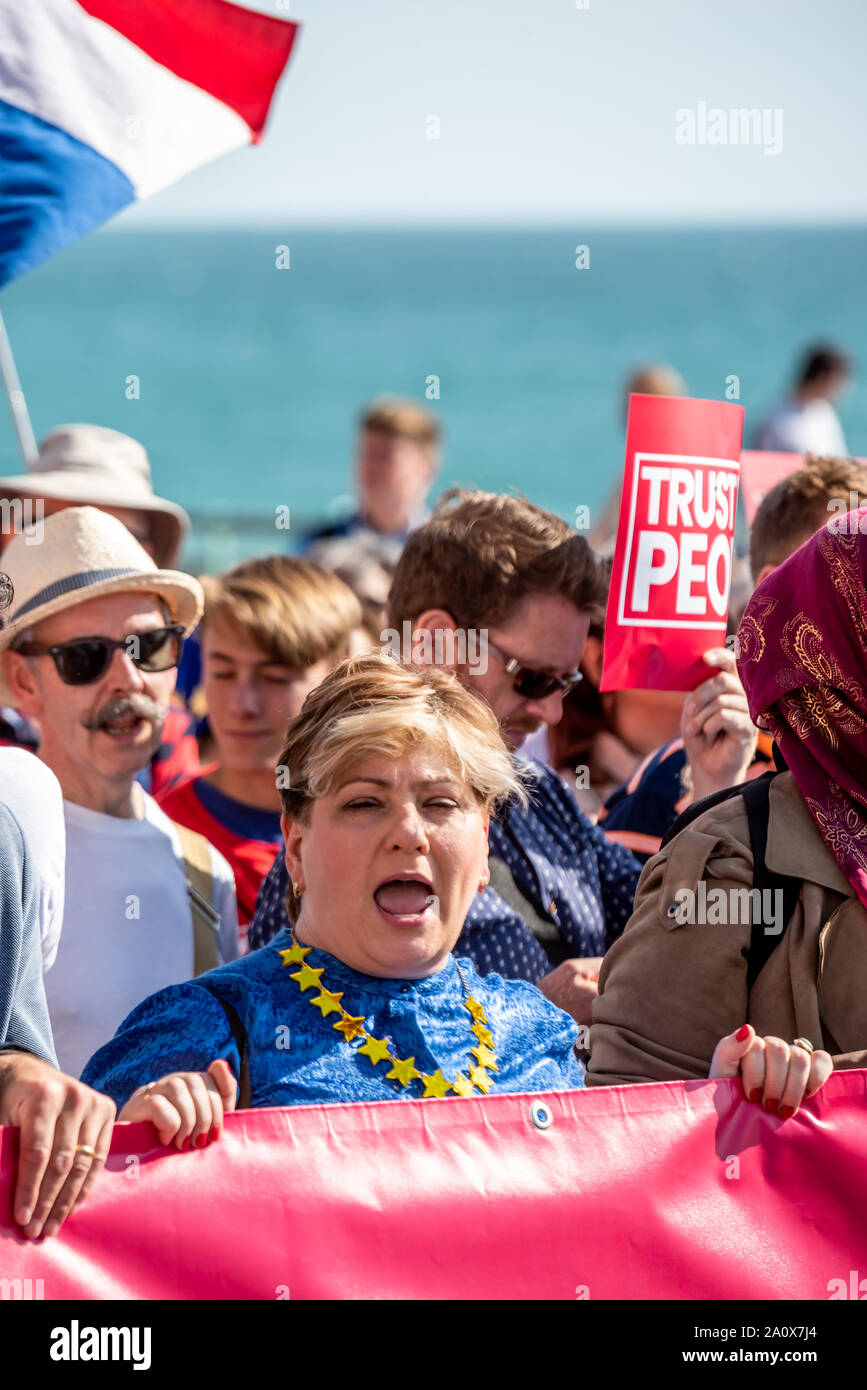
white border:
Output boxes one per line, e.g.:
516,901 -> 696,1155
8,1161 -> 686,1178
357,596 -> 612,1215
617,451 -> 741,630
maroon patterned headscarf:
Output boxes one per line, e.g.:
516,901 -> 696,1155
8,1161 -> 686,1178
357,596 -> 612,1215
737,509 -> 867,910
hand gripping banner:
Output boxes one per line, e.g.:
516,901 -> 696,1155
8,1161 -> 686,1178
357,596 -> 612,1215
1,1071 -> 866,1301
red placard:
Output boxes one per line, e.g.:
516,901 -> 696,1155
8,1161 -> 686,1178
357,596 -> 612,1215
601,394 -> 745,692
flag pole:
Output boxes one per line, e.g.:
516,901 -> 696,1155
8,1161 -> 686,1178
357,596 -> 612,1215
0,307 -> 38,467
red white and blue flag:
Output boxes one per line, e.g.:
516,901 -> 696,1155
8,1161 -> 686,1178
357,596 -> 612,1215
0,0 -> 299,287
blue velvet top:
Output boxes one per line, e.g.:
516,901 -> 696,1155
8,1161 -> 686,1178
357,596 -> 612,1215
81,928 -> 585,1109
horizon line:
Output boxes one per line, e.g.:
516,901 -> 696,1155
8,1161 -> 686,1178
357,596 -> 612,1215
106,215 -> 867,233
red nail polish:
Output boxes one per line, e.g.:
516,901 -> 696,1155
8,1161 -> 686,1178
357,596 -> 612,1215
195,1134 -> 207,1149
748,1087 -> 762,1103
763,1097 -> 778,1112
735,1024 -> 750,1041
208,1127 -> 220,1143
779,1105 -> 795,1119
181,1136 -> 191,1150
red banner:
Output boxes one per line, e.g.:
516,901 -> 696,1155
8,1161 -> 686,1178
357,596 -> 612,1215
602,394 -> 745,692
1,1071 -> 866,1300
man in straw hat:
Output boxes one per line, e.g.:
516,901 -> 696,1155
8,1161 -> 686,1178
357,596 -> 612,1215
0,423 -> 190,567
0,426 -> 199,785
0,507 -> 238,1078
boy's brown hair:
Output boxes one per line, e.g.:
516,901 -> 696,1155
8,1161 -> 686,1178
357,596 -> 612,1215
200,555 -> 361,671
387,488 -> 604,630
360,398 -> 440,453
749,454 -> 867,581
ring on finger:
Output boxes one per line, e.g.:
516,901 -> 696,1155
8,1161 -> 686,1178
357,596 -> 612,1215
792,1037 -> 814,1054
142,1082 -> 157,1098
74,1144 -> 95,1157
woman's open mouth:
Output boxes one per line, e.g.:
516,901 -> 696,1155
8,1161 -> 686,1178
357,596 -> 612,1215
373,875 -> 436,927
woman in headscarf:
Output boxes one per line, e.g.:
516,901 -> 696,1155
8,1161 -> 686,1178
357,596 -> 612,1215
587,510 -> 867,1099
82,657 -> 817,1143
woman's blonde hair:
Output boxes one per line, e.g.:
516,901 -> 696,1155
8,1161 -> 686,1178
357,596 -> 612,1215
278,654 -> 527,922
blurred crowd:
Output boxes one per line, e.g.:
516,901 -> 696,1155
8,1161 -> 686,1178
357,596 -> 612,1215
0,340 -> 862,1241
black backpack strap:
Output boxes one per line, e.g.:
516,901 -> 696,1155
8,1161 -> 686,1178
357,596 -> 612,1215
660,774 -> 769,849
197,983 -> 253,1110
740,776 -> 801,990
487,855 -> 571,968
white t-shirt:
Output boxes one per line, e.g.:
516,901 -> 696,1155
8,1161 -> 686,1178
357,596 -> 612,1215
44,790 -> 239,1079
754,398 -> 848,456
0,749 -> 66,972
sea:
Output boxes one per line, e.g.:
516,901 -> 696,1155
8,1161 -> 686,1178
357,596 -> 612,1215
2,224 -> 865,572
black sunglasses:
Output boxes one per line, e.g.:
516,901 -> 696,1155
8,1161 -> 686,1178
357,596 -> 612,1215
486,639 -> 583,700
14,624 -> 185,686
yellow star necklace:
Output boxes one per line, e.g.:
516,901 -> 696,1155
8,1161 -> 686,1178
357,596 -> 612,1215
279,935 -> 498,1097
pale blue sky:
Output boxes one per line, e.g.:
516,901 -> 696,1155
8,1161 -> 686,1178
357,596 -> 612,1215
122,0 -> 867,227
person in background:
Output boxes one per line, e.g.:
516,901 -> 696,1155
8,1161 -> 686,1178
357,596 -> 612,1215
0,507 -> 238,1078
0,800 -> 116,1240
600,454 -> 867,862
0,423 -> 190,566
249,490 -> 641,1028
158,557 -> 361,948
753,344 -> 851,455
0,424 -> 200,795
588,363 -> 687,558
174,401 -> 433,717
302,398 -> 441,555
303,531 -> 396,651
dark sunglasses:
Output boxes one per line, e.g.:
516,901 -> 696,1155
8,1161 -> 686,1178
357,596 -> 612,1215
486,639 -> 583,700
14,624 -> 185,686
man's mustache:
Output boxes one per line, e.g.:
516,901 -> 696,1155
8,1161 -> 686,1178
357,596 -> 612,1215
81,693 -> 167,732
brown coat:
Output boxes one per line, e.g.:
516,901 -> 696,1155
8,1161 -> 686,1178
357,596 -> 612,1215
586,770 -> 867,1085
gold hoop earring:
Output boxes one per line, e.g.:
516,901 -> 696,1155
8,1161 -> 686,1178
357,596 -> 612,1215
292,880 -> 304,899
478,874 -> 489,893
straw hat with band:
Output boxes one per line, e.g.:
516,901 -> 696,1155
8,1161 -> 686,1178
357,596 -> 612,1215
0,424 -> 190,569
0,506 -> 203,705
